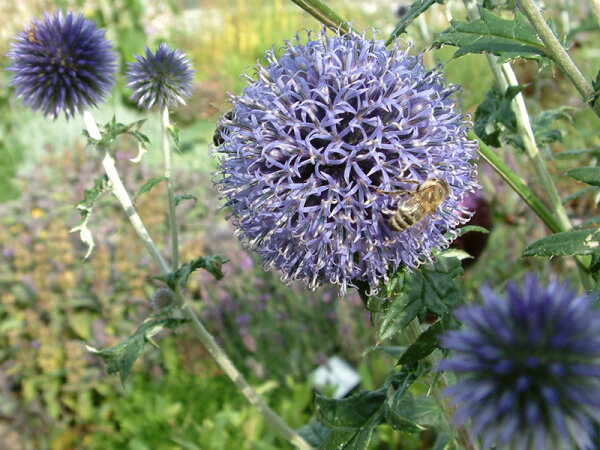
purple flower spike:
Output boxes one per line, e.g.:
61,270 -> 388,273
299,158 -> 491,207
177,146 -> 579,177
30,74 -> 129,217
214,28 -> 478,294
7,11 -> 116,120
126,43 -> 194,110
439,275 -> 600,450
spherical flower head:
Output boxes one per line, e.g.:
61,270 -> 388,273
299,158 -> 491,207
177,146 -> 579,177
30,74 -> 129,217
126,43 -> 194,110
214,28 -> 478,294
439,275 -> 600,450
7,11 -> 116,120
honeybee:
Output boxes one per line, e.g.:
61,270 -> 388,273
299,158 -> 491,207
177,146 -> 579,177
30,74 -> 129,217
212,110 -> 233,146
27,24 -> 40,44
376,178 -> 450,232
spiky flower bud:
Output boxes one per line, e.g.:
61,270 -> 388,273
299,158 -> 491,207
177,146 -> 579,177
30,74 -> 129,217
125,43 -> 194,110
151,288 -> 174,310
7,11 -> 116,120
214,28 -> 478,294
439,275 -> 600,449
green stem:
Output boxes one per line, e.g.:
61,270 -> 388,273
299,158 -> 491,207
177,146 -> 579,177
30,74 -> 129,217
81,110 -> 312,450
515,0 -> 600,117
471,131 -> 562,234
404,321 -> 478,450
288,0 -> 350,31
591,0 -> 600,28
83,111 -> 170,273
463,0 -> 572,233
472,131 -> 592,282
161,107 -> 179,270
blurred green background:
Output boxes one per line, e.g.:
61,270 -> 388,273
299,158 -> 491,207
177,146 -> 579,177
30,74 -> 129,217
0,0 -> 599,448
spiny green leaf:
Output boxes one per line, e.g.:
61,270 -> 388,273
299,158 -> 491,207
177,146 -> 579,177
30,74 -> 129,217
384,395 -> 426,433
385,0 -> 444,45
397,321 -> 444,365
474,85 -> 522,146
86,317 -> 186,385
167,123 -> 181,152
523,229 -> 600,257
562,186 -> 599,204
175,193 -> 197,206
70,175 -> 110,259
555,147 -> 600,159
133,175 -> 167,204
153,255 -> 228,290
434,9 -> 550,64
591,252 -> 600,281
297,419 -> 331,447
85,116 -> 150,148
576,215 -> 600,229
378,257 -> 463,342
567,167 -> 600,187
453,225 -> 490,239
315,390 -> 386,449
507,106 -> 572,149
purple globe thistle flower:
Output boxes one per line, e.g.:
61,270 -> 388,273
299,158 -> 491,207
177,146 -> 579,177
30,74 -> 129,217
7,11 -> 116,120
126,43 -> 194,110
439,275 -> 600,450
214,28 -> 478,294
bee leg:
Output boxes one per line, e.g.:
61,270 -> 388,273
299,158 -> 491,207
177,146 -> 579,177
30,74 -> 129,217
374,187 -> 407,195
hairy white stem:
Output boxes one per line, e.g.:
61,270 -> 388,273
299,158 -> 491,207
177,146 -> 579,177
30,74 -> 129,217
81,110 -> 312,450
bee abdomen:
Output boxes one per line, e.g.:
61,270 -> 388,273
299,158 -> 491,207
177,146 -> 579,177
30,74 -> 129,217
391,212 -> 414,231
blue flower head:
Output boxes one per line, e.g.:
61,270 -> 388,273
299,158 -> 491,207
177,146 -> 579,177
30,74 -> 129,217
126,43 -> 194,110
7,11 -> 116,120
214,28 -> 478,294
439,275 -> 600,450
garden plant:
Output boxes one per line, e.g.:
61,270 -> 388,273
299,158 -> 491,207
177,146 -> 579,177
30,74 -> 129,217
3,0 -> 600,448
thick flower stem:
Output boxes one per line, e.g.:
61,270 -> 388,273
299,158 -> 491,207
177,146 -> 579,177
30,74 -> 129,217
591,0 -> 600,27
462,0 -> 572,234
404,320 -> 478,450
462,0 -> 592,288
81,110 -> 313,450
472,131 -> 593,287
161,107 -> 179,270
288,0 -> 350,32
82,111 -> 170,273
515,0 -> 600,118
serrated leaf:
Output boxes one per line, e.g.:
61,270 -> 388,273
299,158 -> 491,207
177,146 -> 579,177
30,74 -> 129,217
397,321 -> 444,365
315,390 -> 386,449
69,175 -> 110,259
153,255 -> 228,290
378,257 -> 463,342
297,419 -> 331,447
523,229 -> 600,257
591,252 -> 600,281
562,186 -> 600,204
382,366 -> 424,432
507,106 -> 572,149
434,9 -> 550,64
86,317 -> 186,385
474,86 -> 522,146
85,116 -> 150,148
386,0 -> 444,44
567,167 -> 600,187
175,193 -> 197,206
133,176 -> 167,204
555,147 -> 600,159
453,225 -> 490,238
167,124 -> 181,152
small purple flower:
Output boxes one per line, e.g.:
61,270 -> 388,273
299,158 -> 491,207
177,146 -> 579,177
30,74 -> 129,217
126,43 -> 194,110
214,28 -> 477,294
439,275 -> 600,450
7,11 -> 116,120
